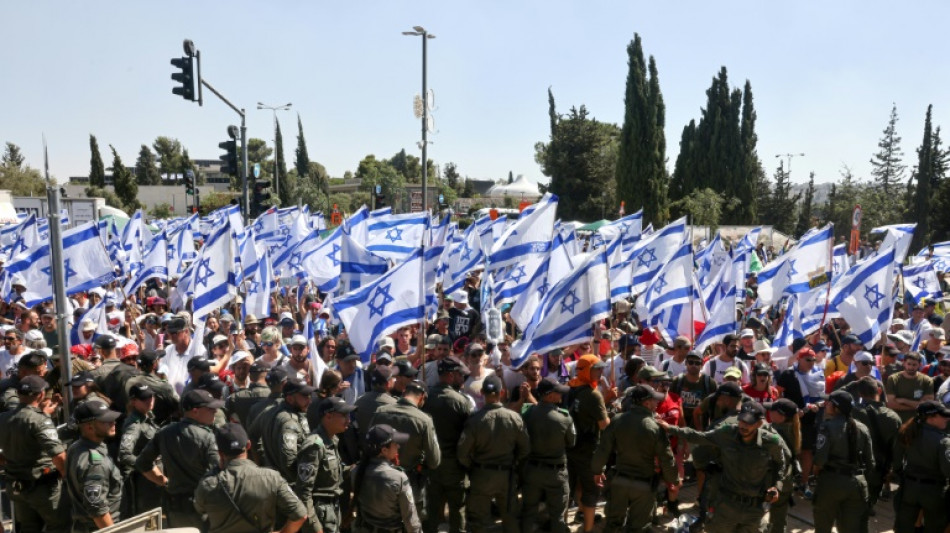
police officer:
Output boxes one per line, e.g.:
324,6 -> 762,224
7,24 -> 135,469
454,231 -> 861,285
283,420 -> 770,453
851,376 -> 901,514
65,400 -> 123,532
296,397 -> 357,533
90,334 -> 140,416
135,389 -> 222,529
195,423 -> 308,533
520,377 -> 576,533
422,355 -> 472,533
262,377 -> 315,482
124,349 -> 180,426
457,374 -> 529,533
249,366 -> 289,462
763,398 -> 801,533
354,366 -> 397,448
352,424 -> 421,533
566,354 -> 609,532
892,400 -> 950,533
370,379 -> 441,520
0,375 -> 69,533
593,384 -> 679,532
0,350 -> 49,412
117,383 -> 161,517
225,359 -> 271,425
661,401 -> 787,533
812,389 -> 875,533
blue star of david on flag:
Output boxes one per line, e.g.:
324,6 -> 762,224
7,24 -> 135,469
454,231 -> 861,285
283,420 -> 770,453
460,242 -> 473,262
385,228 -> 403,243
246,278 -> 261,294
914,277 -> 928,290
42,258 -> 77,286
653,273 -> 668,295
194,257 -> 215,288
537,278 -> 549,299
368,283 -> 396,318
786,259 -> 798,282
560,289 -> 581,314
637,247 -> 658,268
509,266 -> 527,285
328,244 -> 341,267
288,251 -> 303,270
863,283 -> 884,309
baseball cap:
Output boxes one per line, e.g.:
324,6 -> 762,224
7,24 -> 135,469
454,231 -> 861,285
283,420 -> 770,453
81,319 -> 97,332
249,360 -> 269,374
280,317 -> 296,328
394,360 -> 418,378
917,400 -> 950,418
377,337 -> 396,351
197,373 -> 227,394
854,351 -> 875,363
376,351 -> 393,363
94,335 -> 117,349
827,389 -> 854,416
927,328 -> 946,341
335,343 -> 360,362
424,334 -> 445,350
740,328 -> 755,338
370,366 -> 396,385
536,377 -> 569,397
229,351 -> 253,367
723,366 -> 743,381
365,424 -> 409,449
465,343 -> 485,357
451,290 -> 469,305
166,317 -> 188,334
316,397 -> 357,417
752,363 -> 772,375
74,400 -> 122,424
480,375 -> 503,395
764,398 -> 799,418
283,377 -> 317,396
187,357 -> 211,372
438,356 -> 470,376
18,375 -> 48,394
841,333 -> 863,346
737,401 -> 766,424
891,318 -> 906,328
181,389 -> 225,411
685,350 -> 703,361
215,423 -> 249,456
266,366 -> 289,386
404,379 -> 427,394
887,330 -> 915,346
212,335 -> 229,346
637,365 -> 669,382
625,384 -> 665,403
289,335 -> 308,347
137,349 -> 161,366
128,383 -> 155,400
717,381 -> 743,398
69,372 -> 95,387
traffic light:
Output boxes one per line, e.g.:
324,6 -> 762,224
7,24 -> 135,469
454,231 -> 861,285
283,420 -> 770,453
184,170 -> 195,196
170,56 -> 196,101
252,180 -> 271,218
375,191 -> 387,209
219,140 -> 238,176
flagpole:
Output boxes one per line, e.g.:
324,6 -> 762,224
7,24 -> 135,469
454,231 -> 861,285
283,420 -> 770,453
818,225 -> 835,332
419,212 -> 428,380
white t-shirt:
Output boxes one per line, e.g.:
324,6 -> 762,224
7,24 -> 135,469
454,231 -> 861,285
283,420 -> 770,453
701,356 -> 750,385
0,348 -> 25,377
160,341 -> 207,395
660,357 -> 689,379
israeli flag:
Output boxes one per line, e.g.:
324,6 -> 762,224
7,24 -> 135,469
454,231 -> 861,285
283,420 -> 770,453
597,210 -> 643,251
638,241 -> 694,328
509,248 -> 611,369
903,260 -> 942,305
191,219 -> 237,321
771,295 -> 803,349
342,206 -> 371,245
918,240 -> 950,259
444,227 -> 485,296
124,229 -> 168,294
509,234 -> 574,330
366,212 -> 428,262
871,223 -> 915,264
479,215 -> 508,255
339,232 -> 388,294
332,247 -> 425,362
489,193 -> 558,272
831,244 -> 848,280
301,226 -> 342,293
756,224 -> 833,306
799,285 -> 834,337
244,247 -> 274,320
304,309 -> 329,386
829,246 -> 897,348
695,291 -> 738,352
121,210 -> 146,277
630,217 -> 687,295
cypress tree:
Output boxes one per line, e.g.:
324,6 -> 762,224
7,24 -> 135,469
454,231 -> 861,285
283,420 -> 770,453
794,172 -> 816,236
110,145 -> 138,211
295,114 -> 311,182
275,118 -> 293,205
737,80 -> 760,224
912,105 -> 935,250
134,145 -> 161,186
89,134 -> 106,188
548,87 -> 558,137
646,56 -> 668,224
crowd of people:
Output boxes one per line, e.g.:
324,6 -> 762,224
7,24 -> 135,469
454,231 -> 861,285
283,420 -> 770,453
0,263 -> 949,533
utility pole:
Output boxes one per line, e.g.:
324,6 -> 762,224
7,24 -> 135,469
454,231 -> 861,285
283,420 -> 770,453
403,27 -> 436,212
776,152 -> 805,178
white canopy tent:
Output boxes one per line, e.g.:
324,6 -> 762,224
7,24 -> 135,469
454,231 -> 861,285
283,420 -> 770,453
486,175 -> 542,200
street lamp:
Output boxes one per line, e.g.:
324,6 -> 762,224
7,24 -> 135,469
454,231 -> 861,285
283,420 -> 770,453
257,101 -> 292,203
775,153 -> 805,177
403,26 -> 436,213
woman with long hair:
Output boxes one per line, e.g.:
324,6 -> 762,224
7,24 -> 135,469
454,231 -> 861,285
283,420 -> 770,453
350,424 -> 421,532
765,399 -> 802,533
892,401 -> 950,533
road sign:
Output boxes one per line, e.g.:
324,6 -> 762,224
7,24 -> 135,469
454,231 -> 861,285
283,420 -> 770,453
253,163 -> 261,179
410,191 -> 423,213
375,185 -> 381,194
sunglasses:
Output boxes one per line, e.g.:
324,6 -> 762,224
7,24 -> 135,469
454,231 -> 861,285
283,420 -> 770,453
858,361 -> 873,366
803,358 -> 816,363
261,342 -> 275,347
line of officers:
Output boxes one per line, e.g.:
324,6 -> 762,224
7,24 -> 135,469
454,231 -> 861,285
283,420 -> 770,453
2,345 -> 950,533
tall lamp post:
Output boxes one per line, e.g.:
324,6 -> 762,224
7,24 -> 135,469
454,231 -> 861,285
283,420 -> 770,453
403,26 -> 435,212
257,101 -> 292,202
775,152 -> 805,177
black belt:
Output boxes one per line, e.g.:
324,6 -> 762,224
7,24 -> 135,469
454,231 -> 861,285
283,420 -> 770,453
360,525 -> 402,533
722,488 -> 762,507
8,471 -> 59,492
313,494 -> 339,503
613,472 -> 652,484
822,465 -> 864,476
527,459 -> 565,470
904,473 -> 943,486
473,462 -> 511,471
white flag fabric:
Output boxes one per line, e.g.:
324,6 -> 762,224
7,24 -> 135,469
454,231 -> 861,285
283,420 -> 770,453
756,224 -> 833,306
830,246 -> 897,348
191,219 -> 237,321
903,260 -> 942,305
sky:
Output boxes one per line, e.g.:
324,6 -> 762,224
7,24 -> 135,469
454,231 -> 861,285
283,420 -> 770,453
5,1 -> 950,188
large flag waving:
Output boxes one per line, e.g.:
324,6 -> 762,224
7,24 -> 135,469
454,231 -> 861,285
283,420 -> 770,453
830,246 -> 897,348
756,224 -> 833,306
192,219 -> 237,321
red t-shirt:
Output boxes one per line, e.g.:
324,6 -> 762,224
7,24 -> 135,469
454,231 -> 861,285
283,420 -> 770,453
742,384 -> 779,421
656,392 -> 683,450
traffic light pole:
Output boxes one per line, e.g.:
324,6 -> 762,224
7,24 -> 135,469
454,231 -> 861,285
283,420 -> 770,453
199,77 -> 249,219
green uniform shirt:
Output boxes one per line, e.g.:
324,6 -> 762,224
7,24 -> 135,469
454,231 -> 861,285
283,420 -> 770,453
670,422 -> 788,496
354,390 -> 397,447
353,457 -> 422,532
246,393 -> 281,457
118,411 -> 159,477
893,424 -> 950,481
0,404 -> 64,480
225,382 -> 270,425
423,384 -> 471,462
125,373 -> 180,426
814,415 -> 875,474
370,397 -> 441,471
457,402 -> 530,469
195,458 -> 307,533
65,437 -> 123,528
521,402 -> 576,464
295,425 -> 345,533
853,401 -> 902,470
593,405 -> 678,485
262,402 -> 310,482
135,417 -> 218,495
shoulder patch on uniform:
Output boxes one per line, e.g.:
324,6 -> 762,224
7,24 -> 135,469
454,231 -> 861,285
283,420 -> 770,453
84,483 -> 103,504
90,450 -> 102,463
816,434 -> 827,449
121,432 -> 136,448
297,462 -> 317,484
283,432 -> 298,449
45,428 -> 59,440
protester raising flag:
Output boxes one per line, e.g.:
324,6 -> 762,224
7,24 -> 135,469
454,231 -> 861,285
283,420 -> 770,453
829,246 -> 898,348
191,218 -> 237,321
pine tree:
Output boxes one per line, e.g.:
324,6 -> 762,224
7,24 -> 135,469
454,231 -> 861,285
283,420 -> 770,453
767,161 -> 800,235
109,145 -> 138,211
737,80 -> 760,224
507,171 -> 514,184
794,172 -> 816,236
134,145 -> 161,185
295,114 -> 311,184
89,135 -> 106,188
444,162 -> 461,192
912,105 -> 935,250
870,104 -> 906,197
1,142 -> 25,169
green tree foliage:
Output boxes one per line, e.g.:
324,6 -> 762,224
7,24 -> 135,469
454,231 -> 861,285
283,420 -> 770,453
928,127 -> 950,241
109,145 -> 140,212
247,138 -> 273,174
152,136 -> 183,183
507,171 -> 514,184
295,114 -> 311,181
669,188 -> 734,234
0,143 -> 46,196
356,155 -> 404,206
443,162 -> 461,192
89,135 -> 106,188
794,172 -> 817,237
671,68 -> 761,224
462,178 -> 476,198
822,166 -> 861,241
911,105 -> 935,250
2,142 -> 25,168
615,35 -> 668,226
761,161 -> 800,235
870,104 -> 906,198
84,186 -> 124,211
388,149 -> 435,184
536,105 -> 620,221
149,203 -> 174,219
275,119 -> 293,206
134,145 -> 161,186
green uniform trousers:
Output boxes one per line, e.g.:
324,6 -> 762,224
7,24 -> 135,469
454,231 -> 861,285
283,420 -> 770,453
424,467 -> 467,533
705,498 -> 767,533
466,468 -> 517,533
894,481 -> 947,533
9,476 -> 70,533
766,486 -> 794,533
602,474 -> 655,533
519,464 -> 569,533
812,472 -> 868,533
313,501 -> 340,533
164,492 -> 206,530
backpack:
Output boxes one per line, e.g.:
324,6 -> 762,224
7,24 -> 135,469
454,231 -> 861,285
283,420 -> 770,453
670,373 -> 714,400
